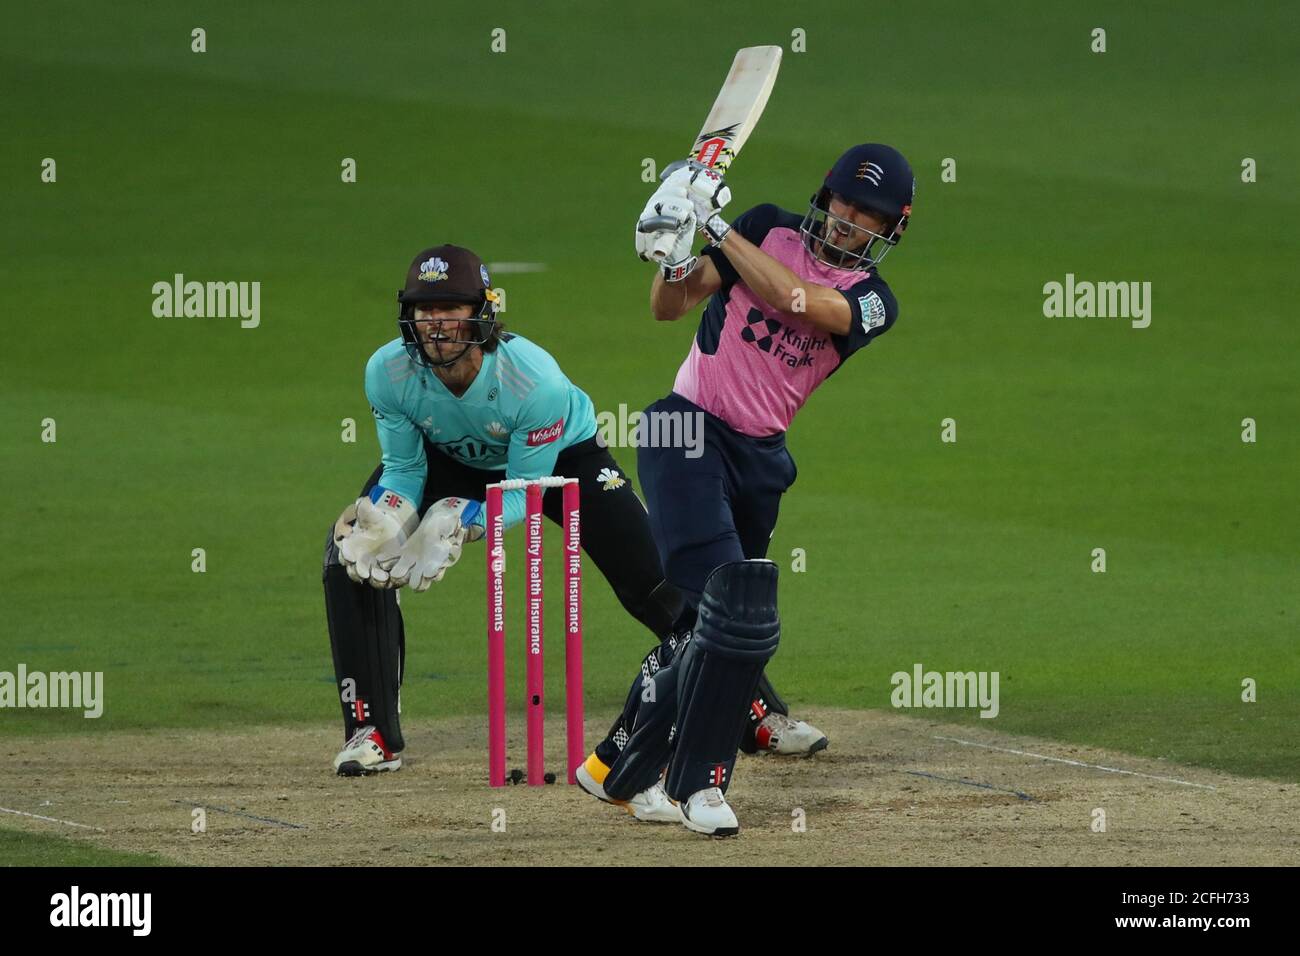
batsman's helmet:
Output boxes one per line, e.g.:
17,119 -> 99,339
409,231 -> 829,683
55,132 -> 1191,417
397,244 -> 502,368
800,144 -> 915,270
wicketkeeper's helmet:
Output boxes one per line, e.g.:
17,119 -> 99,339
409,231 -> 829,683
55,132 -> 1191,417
396,244 -> 501,368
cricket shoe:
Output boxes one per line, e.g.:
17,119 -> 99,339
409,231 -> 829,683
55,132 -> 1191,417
678,787 -> 739,837
332,726 -> 402,776
575,753 -> 679,823
755,712 -> 829,756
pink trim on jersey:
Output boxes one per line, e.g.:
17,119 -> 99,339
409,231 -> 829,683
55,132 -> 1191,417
673,226 -> 870,436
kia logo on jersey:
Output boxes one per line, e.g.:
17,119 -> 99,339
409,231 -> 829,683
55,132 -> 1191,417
527,419 -> 565,446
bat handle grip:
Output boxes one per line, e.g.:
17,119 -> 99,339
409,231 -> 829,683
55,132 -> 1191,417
637,215 -> 681,234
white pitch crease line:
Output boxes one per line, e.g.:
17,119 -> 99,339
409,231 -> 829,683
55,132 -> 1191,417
932,736 -> 1217,791
0,805 -> 106,831
486,262 -> 548,273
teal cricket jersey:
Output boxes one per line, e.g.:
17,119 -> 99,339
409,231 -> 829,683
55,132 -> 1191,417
364,334 -> 598,530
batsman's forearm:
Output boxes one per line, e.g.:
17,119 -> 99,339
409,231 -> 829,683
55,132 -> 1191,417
650,271 -> 691,322
716,232 -> 803,316
717,232 -> 850,335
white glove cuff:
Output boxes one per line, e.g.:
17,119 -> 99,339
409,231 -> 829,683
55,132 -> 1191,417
662,255 -> 698,283
369,488 -> 419,538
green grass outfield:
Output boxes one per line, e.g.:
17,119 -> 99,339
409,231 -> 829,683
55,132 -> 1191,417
0,828 -> 166,867
2,1 -> 1296,783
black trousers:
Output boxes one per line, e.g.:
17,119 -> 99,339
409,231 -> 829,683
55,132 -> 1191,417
323,435 -> 684,751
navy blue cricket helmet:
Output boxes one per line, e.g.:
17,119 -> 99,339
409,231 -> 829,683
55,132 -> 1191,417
800,144 -> 915,270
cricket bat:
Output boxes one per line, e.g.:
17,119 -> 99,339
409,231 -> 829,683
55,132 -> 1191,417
641,45 -> 783,260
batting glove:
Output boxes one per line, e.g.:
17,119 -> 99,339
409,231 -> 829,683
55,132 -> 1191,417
636,186 -> 695,262
661,159 -> 732,223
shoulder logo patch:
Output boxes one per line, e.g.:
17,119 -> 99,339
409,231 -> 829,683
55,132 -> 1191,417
526,418 -> 564,446
858,291 -> 887,331
598,467 -> 626,491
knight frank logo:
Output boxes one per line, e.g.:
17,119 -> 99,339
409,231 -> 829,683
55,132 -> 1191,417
741,309 -> 783,353
740,308 -> 829,368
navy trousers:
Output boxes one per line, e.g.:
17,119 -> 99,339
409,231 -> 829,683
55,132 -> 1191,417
637,392 -> 797,605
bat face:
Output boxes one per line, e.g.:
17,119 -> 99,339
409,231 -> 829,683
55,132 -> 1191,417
691,46 -> 782,176
641,46 -> 783,261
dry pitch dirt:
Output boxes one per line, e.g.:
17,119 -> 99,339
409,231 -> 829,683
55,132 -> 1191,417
3,710 -> 1297,866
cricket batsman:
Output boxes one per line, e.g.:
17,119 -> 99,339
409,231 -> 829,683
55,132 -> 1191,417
584,144 -> 916,835
322,245 -> 821,817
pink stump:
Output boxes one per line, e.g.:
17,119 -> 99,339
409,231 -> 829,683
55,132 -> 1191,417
525,484 -> 545,786
486,486 -> 506,788
563,481 -> 584,784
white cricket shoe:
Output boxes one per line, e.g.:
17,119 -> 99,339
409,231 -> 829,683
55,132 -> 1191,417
678,787 -> 739,837
576,753 -> 679,823
624,782 -> 680,823
755,712 -> 829,756
332,726 -> 402,776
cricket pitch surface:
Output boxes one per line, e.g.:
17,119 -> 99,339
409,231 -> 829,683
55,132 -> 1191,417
4,711 -> 1296,866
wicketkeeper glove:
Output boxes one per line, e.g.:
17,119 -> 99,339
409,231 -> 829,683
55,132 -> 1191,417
388,497 -> 484,592
335,490 -> 418,589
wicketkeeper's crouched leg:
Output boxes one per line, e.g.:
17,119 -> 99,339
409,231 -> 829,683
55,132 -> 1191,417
323,524 -> 406,755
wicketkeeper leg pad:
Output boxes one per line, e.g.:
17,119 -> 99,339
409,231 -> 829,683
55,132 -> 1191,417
323,524 -> 406,753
